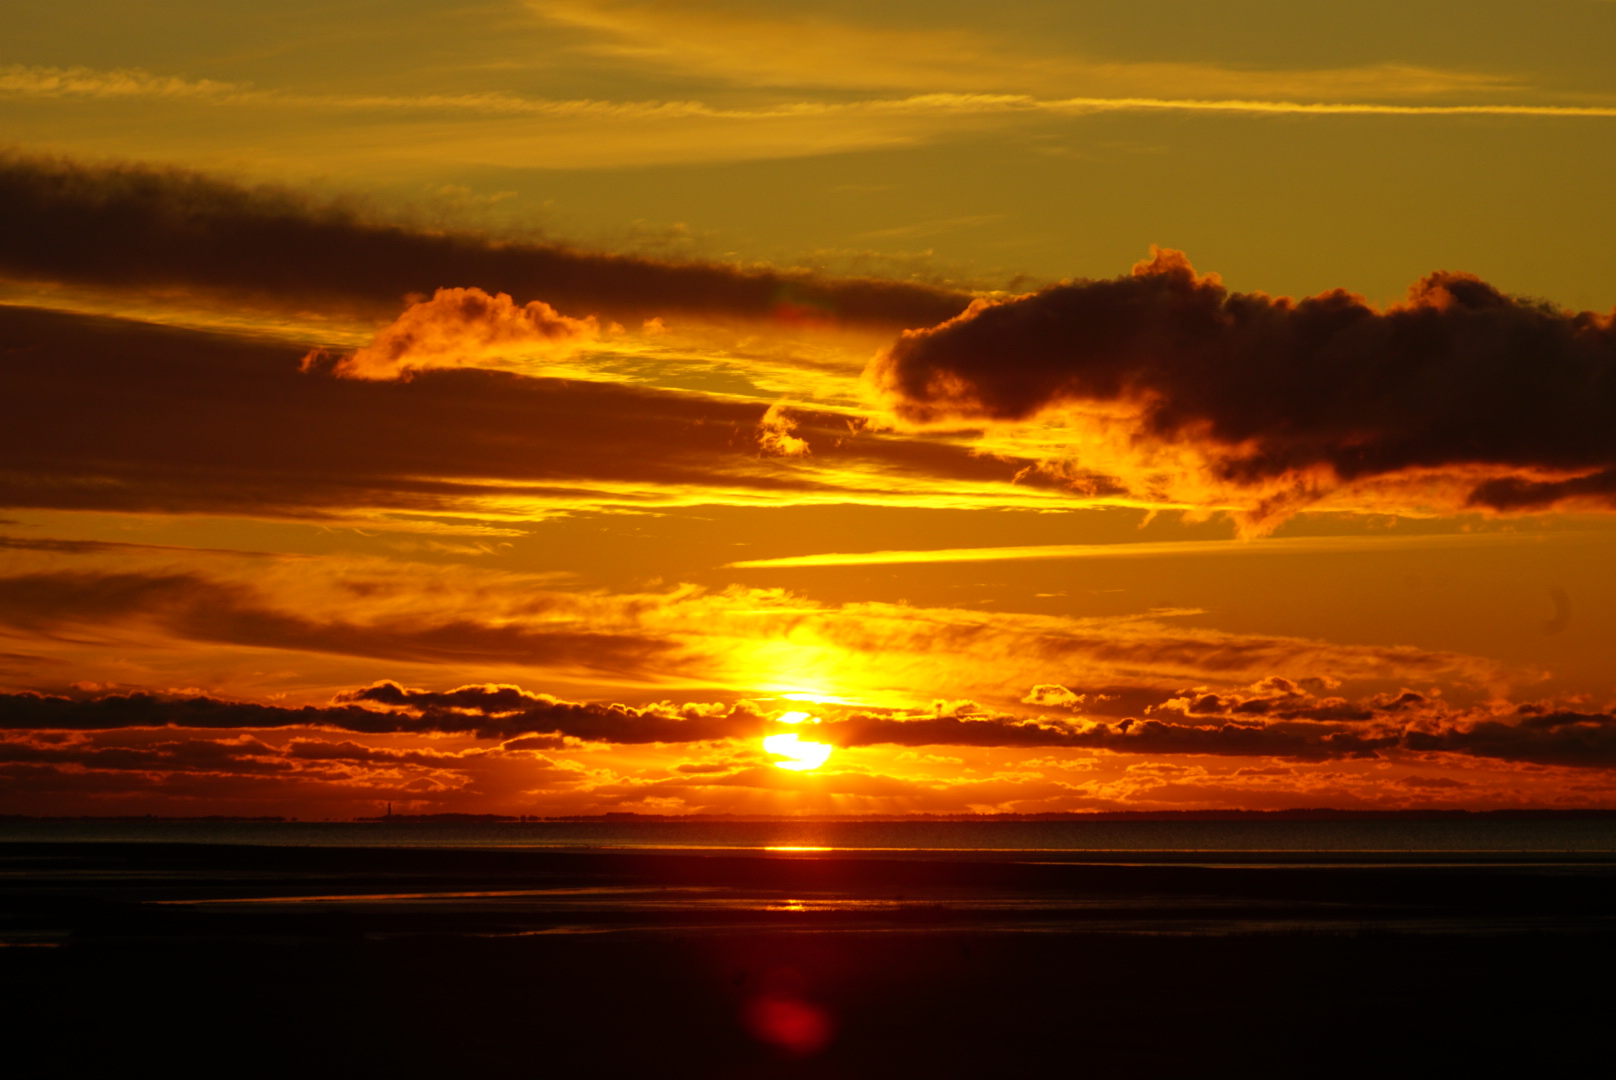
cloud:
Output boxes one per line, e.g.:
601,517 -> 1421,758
726,530 -> 1556,569
0,527 -> 1505,710
9,679 -> 1616,769
336,682 -> 756,743
816,693 -> 1616,770
0,569 -> 681,677
0,686 -> 761,743
1543,586 -> 1573,636
0,64 -> 243,101
321,288 -> 597,380
0,733 -> 295,775
757,402 -> 811,457
814,707 -> 1390,761
529,1 -> 1528,104
1022,684 -> 1084,709
1402,710 -> 1616,769
0,725 -> 551,814
0,154 -> 970,328
0,303 -> 1080,520
868,248 -> 1616,530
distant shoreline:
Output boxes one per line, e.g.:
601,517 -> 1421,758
7,808 -> 1616,824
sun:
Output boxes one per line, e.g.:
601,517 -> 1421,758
763,731 -> 834,771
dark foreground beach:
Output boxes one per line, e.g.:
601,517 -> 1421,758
4,822 -> 1615,1077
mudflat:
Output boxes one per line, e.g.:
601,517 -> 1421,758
3,840 -> 1612,1076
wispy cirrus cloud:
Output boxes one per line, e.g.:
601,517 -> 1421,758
528,0 -> 1534,104
8,60 -> 1612,120
0,528 -> 1506,709
6,59 -> 1614,177
726,531 -> 1566,569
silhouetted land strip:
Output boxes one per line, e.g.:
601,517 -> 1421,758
9,807 -> 1616,823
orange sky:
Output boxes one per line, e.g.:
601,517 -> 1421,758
5,2 -> 1616,816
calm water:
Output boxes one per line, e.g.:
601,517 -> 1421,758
5,817 -> 1616,855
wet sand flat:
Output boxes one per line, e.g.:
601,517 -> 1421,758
3,840 -> 1615,1076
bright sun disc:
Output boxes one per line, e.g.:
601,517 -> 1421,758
763,732 -> 833,771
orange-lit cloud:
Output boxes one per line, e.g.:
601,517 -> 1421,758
757,402 -> 812,458
0,304 -> 1085,521
869,248 -> 1616,530
15,158 -> 1616,536
319,288 -> 597,380
1,528 -> 1509,710
528,1 -> 1533,105
9,677 -> 1616,771
726,530 -> 1563,569
9,674 -> 1616,817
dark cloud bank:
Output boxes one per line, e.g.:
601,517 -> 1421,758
0,154 -> 970,327
0,304 -> 1053,517
6,681 -> 1616,769
0,568 -> 678,675
11,154 -> 1614,523
870,248 -> 1616,514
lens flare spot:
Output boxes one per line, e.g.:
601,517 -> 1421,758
744,994 -> 834,1056
763,732 -> 833,771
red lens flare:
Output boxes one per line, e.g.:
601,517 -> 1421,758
743,994 -> 835,1056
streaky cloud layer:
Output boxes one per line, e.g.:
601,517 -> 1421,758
0,154 -> 972,328
9,678 -> 1616,770
0,304 -> 1067,520
727,530 -> 1565,569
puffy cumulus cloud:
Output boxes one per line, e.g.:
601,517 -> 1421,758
0,154 -> 970,328
1154,675 -> 1385,723
867,248 -> 1616,531
1022,684 -> 1084,709
757,402 -> 811,457
335,681 -> 761,743
316,288 -> 597,380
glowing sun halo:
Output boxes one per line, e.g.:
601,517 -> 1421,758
763,732 -> 833,771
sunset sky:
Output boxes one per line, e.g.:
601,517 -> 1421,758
5,1 -> 1616,816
